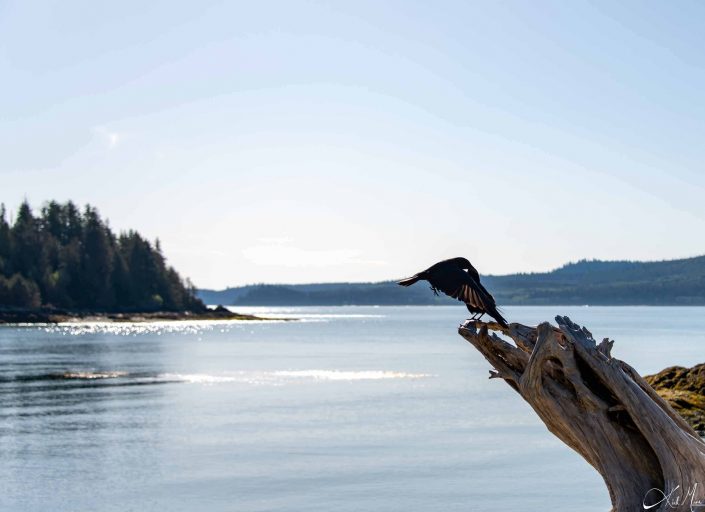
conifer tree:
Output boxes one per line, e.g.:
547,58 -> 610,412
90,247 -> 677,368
0,200 -> 205,312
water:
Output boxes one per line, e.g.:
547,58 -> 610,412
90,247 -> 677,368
1,306 -> 704,512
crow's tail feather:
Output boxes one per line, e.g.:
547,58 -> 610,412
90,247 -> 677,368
490,307 -> 509,328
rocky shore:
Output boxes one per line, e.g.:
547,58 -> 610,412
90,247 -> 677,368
645,364 -> 705,433
0,305 -> 272,324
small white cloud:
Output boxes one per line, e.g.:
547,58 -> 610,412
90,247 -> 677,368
92,126 -> 121,149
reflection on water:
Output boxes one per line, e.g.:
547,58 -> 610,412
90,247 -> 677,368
1,306 -> 703,511
33,318 -> 287,336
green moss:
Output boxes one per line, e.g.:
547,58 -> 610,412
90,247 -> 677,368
645,364 -> 705,433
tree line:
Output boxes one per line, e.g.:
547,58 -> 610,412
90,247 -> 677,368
0,200 -> 205,312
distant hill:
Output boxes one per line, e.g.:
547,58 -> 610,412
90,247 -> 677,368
198,255 -> 705,306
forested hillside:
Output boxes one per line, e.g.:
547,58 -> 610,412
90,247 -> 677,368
0,201 -> 205,312
198,256 -> 705,306
485,257 -> 705,305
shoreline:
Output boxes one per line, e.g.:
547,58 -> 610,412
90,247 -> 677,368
0,307 -> 281,324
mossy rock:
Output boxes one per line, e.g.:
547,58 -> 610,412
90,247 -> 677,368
645,364 -> 705,433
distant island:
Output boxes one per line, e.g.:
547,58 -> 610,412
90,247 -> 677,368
198,255 -> 705,306
0,200 -> 255,322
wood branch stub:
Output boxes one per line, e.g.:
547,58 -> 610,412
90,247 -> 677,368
458,316 -> 705,512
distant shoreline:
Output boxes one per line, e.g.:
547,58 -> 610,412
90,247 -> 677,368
0,307 -> 277,324
215,303 -> 705,308
198,254 -> 705,307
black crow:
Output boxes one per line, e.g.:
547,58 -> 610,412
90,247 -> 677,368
397,257 -> 508,327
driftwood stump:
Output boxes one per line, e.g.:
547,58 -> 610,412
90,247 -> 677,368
459,316 -> 705,512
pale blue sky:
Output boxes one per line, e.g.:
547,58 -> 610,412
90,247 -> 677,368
3,1 -> 705,288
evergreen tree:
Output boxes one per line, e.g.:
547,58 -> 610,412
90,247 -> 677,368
9,274 -> 41,309
0,204 -> 12,277
11,201 -> 45,285
0,200 -> 205,312
79,206 -> 114,308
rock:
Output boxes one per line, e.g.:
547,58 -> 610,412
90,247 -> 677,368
645,364 -> 705,433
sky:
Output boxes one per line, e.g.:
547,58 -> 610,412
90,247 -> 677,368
3,0 -> 705,289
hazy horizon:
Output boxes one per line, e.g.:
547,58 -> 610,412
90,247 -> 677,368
5,1 -> 705,288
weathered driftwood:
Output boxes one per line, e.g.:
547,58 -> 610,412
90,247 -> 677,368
459,316 -> 705,512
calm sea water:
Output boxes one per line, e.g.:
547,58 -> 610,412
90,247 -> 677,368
1,305 -> 704,512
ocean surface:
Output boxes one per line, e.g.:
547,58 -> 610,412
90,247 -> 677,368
1,305 -> 704,512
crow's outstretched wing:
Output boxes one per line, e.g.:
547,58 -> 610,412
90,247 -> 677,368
449,276 -> 497,313
428,266 -> 496,312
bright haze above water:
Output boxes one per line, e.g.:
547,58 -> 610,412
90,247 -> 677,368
3,1 -> 705,287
